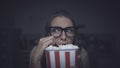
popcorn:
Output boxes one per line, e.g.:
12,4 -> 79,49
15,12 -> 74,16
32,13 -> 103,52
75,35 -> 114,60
45,44 -> 79,50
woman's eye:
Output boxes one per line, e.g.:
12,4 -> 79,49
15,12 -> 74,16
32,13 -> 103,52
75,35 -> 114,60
66,29 -> 74,33
66,30 -> 72,33
51,28 -> 61,33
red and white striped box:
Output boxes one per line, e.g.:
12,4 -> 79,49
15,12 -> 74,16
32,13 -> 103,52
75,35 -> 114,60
45,49 -> 79,68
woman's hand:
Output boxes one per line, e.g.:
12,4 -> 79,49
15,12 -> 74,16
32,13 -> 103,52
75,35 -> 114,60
30,36 -> 55,68
34,36 -> 54,60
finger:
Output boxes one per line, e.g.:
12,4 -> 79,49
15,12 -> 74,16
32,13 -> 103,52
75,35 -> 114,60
40,36 -> 54,46
43,36 -> 54,44
42,39 -> 53,49
43,38 -> 55,46
36,37 -> 54,53
39,36 -> 53,44
38,36 -> 53,46
43,36 -> 53,40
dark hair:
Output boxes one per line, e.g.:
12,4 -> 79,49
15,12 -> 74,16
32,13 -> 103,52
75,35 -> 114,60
45,10 -> 76,35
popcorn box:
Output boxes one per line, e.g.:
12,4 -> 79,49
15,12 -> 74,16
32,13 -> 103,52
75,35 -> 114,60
45,45 -> 79,68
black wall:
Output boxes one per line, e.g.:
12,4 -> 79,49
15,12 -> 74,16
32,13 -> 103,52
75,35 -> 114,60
0,0 -> 120,68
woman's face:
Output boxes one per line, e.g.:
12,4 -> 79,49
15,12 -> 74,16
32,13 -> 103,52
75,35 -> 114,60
50,16 -> 75,46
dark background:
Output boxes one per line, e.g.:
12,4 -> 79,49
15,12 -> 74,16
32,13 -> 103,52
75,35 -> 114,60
0,0 -> 120,68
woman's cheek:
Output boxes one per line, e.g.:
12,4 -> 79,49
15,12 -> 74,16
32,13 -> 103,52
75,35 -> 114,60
69,38 -> 74,44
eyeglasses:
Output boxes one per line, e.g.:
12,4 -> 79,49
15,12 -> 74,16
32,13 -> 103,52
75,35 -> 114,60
48,26 -> 76,38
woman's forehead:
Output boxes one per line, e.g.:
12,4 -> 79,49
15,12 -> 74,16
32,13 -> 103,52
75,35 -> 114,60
50,16 -> 74,28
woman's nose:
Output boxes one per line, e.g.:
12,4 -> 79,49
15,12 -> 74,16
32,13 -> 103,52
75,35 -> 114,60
60,31 -> 67,40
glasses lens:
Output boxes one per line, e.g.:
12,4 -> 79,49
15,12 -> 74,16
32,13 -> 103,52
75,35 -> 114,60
49,27 -> 62,37
65,27 -> 75,37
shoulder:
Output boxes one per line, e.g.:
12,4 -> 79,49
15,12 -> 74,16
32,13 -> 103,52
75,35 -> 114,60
31,46 -> 37,53
80,47 -> 88,58
30,46 -> 37,59
80,47 -> 89,68
29,46 -> 37,68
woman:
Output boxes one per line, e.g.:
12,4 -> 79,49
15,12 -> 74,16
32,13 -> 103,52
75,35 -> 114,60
30,10 -> 89,68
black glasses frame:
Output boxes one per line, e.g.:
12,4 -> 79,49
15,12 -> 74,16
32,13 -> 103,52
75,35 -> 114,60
48,26 -> 76,38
